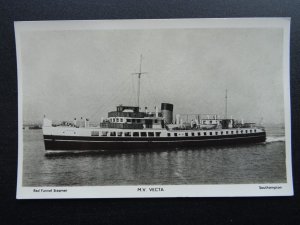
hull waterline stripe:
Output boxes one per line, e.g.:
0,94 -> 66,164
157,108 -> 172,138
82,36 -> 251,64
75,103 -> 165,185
44,135 -> 265,143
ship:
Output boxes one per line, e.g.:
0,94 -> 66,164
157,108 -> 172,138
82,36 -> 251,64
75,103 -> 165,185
42,56 -> 266,151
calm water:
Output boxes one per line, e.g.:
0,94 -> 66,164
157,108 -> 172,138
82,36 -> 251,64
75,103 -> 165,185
22,127 -> 287,186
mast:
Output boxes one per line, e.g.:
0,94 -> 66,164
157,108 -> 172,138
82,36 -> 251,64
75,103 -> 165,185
225,89 -> 228,119
132,54 -> 147,108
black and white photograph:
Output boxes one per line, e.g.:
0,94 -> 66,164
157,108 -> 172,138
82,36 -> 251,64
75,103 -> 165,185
15,18 -> 293,198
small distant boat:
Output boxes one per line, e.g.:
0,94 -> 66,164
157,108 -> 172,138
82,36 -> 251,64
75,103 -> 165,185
42,56 -> 266,151
29,125 -> 42,130
23,124 -> 42,130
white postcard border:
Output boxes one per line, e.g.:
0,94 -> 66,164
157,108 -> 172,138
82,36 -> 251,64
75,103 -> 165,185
15,18 -> 293,199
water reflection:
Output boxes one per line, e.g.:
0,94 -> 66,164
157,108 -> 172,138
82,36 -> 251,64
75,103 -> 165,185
44,143 -> 262,159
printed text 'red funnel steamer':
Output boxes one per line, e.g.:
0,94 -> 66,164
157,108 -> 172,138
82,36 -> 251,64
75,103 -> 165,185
42,56 -> 266,151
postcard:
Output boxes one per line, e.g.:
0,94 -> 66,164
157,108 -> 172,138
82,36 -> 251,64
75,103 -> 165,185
15,18 -> 293,198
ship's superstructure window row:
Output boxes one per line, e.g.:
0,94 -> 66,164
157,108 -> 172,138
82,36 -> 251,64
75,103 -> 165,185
90,129 -> 258,137
94,131 -> 164,137
163,129 -> 257,137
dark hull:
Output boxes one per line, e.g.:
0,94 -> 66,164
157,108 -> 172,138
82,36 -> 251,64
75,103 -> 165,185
44,132 -> 266,151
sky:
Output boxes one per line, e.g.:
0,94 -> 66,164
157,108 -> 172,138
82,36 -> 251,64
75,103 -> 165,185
19,26 -> 285,124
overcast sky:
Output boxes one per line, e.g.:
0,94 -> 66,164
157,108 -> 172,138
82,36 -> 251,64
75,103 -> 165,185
19,27 -> 285,124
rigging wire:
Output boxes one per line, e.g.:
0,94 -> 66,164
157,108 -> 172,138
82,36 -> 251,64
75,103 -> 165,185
88,74 -> 131,121
86,56 -> 158,121
88,72 -> 139,121
131,73 -> 137,106
146,75 -> 159,105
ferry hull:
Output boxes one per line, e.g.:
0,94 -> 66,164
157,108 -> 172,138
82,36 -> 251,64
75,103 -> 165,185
43,132 -> 266,151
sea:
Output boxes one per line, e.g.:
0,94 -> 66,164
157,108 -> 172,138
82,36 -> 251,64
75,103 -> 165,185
22,126 -> 287,186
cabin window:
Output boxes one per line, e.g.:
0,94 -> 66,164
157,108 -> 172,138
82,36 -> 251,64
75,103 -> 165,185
254,129 -> 257,133
110,132 -> 116,136
126,119 -> 132,123
198,132 -> 201,136
136,119 -> 140,123
91,131 -> 99,136
192,133 -> 194,136
155,132 -> 161,137
215,132 -> 218,135
113,118 -> 115,122
101,131 -> 108,136
133,132 -> 139,137
221,131 -> 223,135
204,132 -> 207,136
116,118 -> 119,122
174,133 -> 178,137
210,120 -> 212,124
154,119 -> 158,123
203,120 -> 206,124
226,131 -> 228,134
250,130 -> 252,133
241,130 -> 243,134
124,132 -> 131,137
167,133 -> 171,137
117,132 -> 122,137
245,130 -> 248,133
120,118 -> 123,123
210,132 -> 213,135
185,133 -> 188,137
148,132 -> 154,137
141,132 -> 147,137
231,131 -> 234,134
236,130 -> 239,134
132,119 -> 136,123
